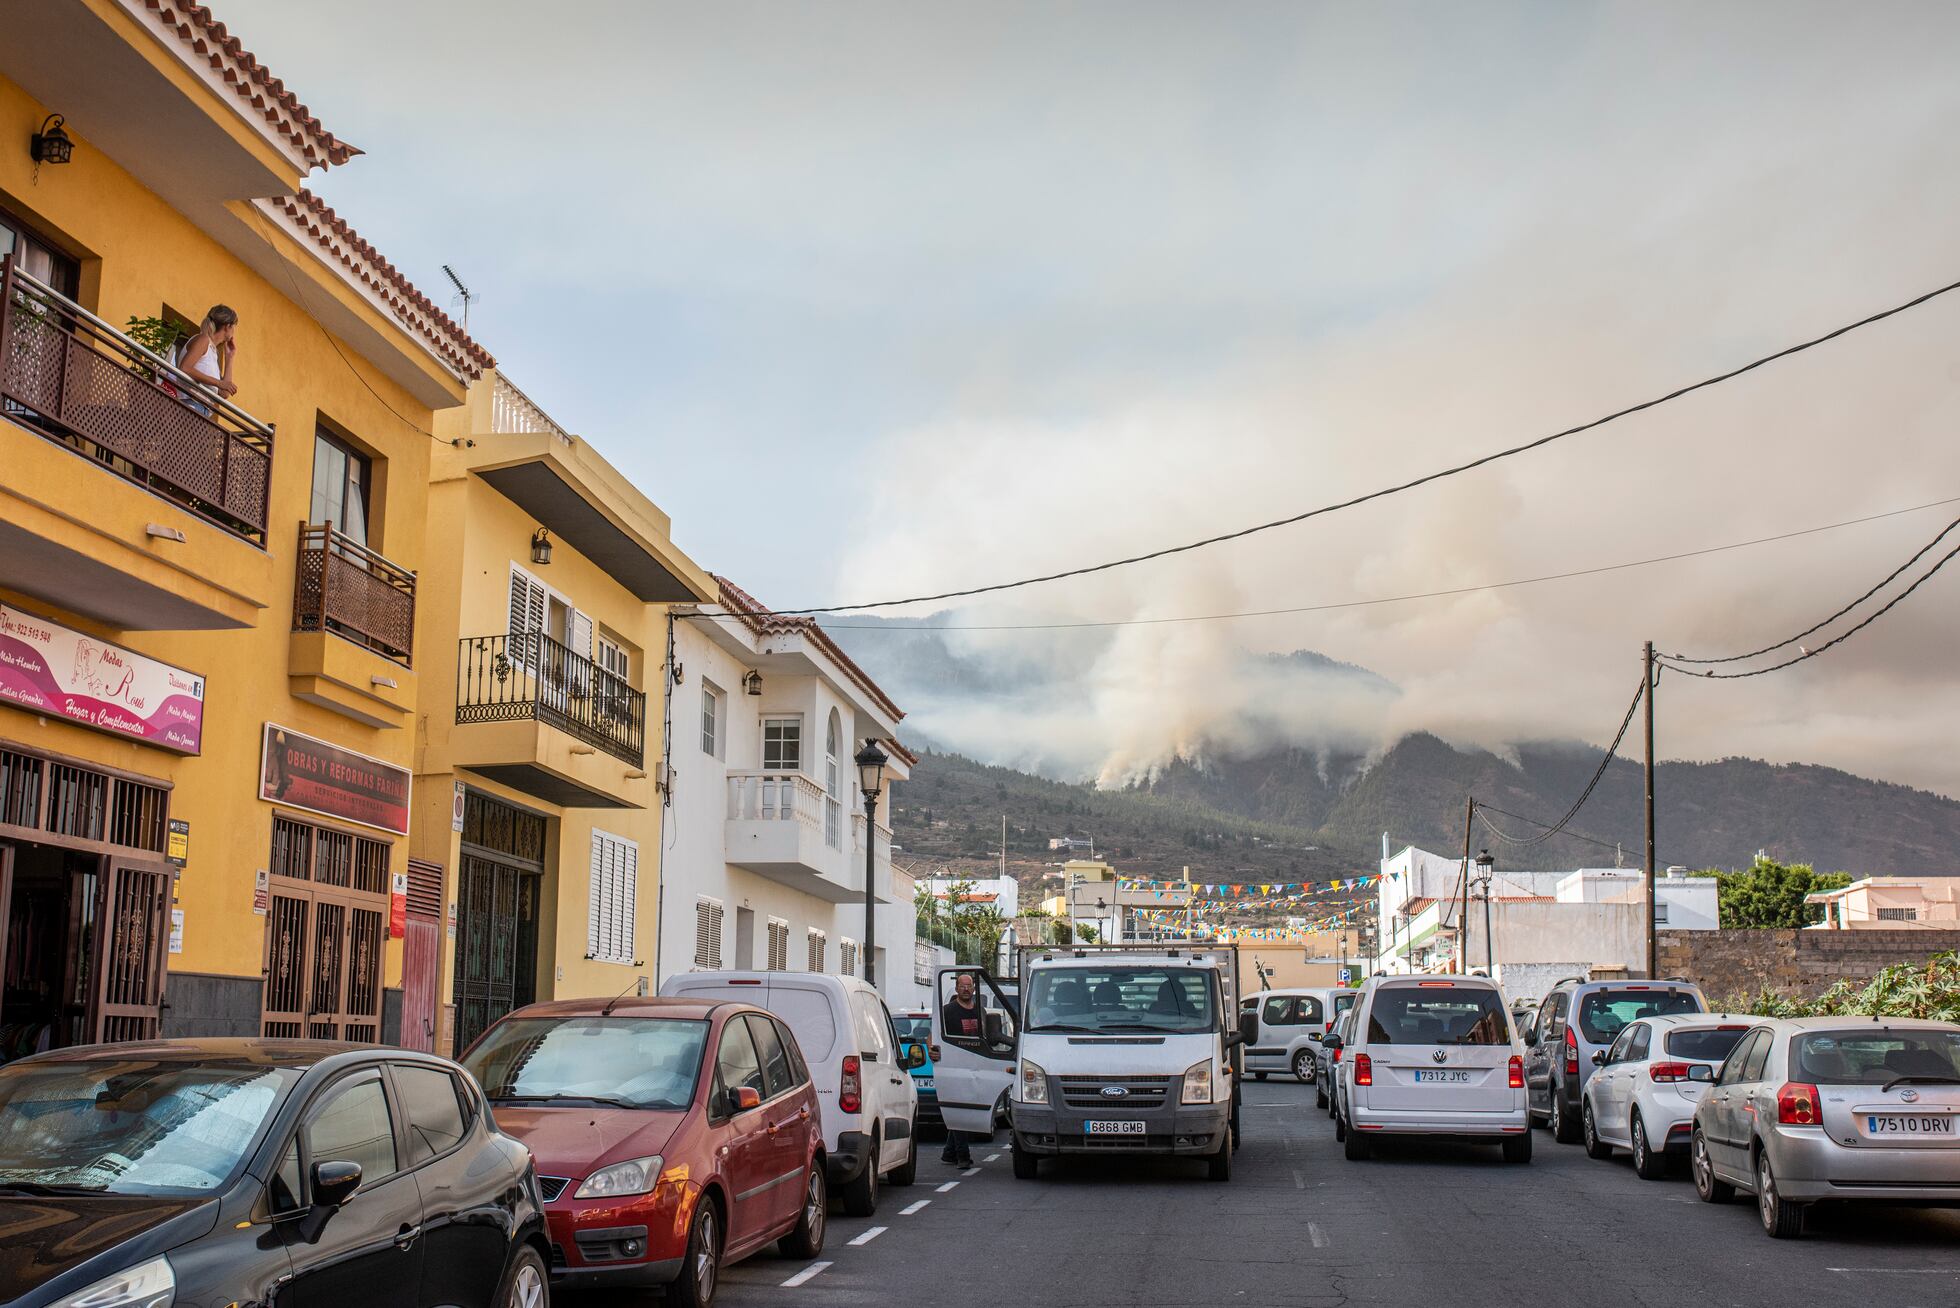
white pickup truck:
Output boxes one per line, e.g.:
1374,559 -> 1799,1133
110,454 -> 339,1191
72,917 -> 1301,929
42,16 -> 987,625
930,943 -> 1252,1182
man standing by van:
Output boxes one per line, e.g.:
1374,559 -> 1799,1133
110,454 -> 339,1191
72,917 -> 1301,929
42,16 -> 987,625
940,973 -> 985,1167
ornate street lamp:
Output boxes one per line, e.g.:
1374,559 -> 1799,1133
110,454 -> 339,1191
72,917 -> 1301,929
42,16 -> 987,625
1473,849 -> 1496,974
854,740 -> 889,986
529,527 -> 553,565
31,115 -> 74,167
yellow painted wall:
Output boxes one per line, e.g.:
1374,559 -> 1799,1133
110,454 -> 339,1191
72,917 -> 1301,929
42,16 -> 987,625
0,67 -> 463,1002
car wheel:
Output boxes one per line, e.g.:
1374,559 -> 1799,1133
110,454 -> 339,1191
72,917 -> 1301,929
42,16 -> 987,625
1333,1102 -> 1347,1142
841,1136 -> 880,1217
1582,1098 -> 1612,1159
1692,1127 -> 1734,1204
1550,1084 -> 1581,1144
1012,1145 -> 1039,1180
1631,1111 -> 1667,1180
497,1244 -> 546,1308
1502,1132 -> 1533,1164
889,1124 -> 918,1186
668,1198 -> 721,1308
1756,1150 -> 1805,1238
778,1163 -> 827,1258
1207,1132 -> 1234,1181
1343,1126 -> 1372,1161
1315,1076 -> 1329,1108
1293,1051 -> 1316,1084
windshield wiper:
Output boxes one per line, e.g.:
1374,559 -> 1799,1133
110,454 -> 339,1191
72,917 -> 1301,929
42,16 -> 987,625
1880,1074 -> 1960,1093
1096,1023 -> 1188,1033
491,1092 -> 641,1109
1026,1023 -> 1101,1034
0,1182 -> 103,1197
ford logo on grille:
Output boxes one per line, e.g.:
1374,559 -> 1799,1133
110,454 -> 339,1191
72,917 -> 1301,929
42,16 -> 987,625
1100,1086 -> 1130,1098
1432,1050 -> 1448,1064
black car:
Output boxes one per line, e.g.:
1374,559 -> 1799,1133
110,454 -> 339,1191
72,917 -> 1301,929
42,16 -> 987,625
0,1039 -> 549,1308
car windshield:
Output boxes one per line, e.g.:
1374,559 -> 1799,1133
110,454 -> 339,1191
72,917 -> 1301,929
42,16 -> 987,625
1793,1030 -> 1960,1085
1665,1027 -> 1749,1062
892,1016 -> 931,1043
463,1017 -> 709,1109
1366,986 -> 1509,1045
0,1058 -> 294,1195
1576,989 -> 1703,1043
1024,968 -> 1216,1033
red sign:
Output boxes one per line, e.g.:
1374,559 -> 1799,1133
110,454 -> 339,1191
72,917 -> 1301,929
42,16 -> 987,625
259,723 -> 411,837
389,871 -> 409,939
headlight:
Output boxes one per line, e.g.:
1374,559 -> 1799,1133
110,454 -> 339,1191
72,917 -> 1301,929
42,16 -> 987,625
575,1154 -> 664,1199
52,1257 -> 173,1308
1181,1059 -> 1214,1105
1020,1059 -> 1048,1104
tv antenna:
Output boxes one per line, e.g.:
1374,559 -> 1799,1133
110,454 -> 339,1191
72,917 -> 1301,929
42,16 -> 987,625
441,264 -> 474,329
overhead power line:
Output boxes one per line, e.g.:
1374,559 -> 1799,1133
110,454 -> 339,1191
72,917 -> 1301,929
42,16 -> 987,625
682,494 -> 1960,633
772,275 -> 1960,615
1475,804 -> 1628,857
1473,673 -> 1647,848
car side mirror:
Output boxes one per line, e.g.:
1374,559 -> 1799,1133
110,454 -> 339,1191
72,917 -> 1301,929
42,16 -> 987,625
312,1160 -> 362,1210
903,1042 -> 928,1070
1236,1013 -> 1260,1046
1523,1030 -> 1539,1047
1687,1064 -> 1714,1082
1322,1033 -> 1343,1052
1591,1050 -> 1606,1066
728,1086 -> 761,1114
983,1011 -> 1007,1045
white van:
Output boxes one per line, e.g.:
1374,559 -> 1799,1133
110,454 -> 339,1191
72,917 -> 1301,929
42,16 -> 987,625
1328,974 -> 1531,1163
1245,987 -> 1358,1083
661,971 -> 922,1214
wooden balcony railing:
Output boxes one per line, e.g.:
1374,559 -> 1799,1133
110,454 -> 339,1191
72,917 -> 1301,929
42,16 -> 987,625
0,255 -> 274,543
456,633 -> 646,766
291,523 -> 417,665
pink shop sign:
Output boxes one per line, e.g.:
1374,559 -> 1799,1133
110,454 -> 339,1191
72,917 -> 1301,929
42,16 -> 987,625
0,604 -> 205,754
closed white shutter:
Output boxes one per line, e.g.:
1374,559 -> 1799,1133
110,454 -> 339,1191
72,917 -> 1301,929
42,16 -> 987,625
569,609 -> 594,661
806,928 -> 826,973
839,939 -> 857,977
767,918 -> 789,971
694,897 -> 724,969
586,830 -> 638,965
509,567 -> 547,665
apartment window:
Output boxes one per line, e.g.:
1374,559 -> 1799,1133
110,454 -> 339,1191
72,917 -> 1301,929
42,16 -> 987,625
767,918 -> 790,971
310,429 -> 372,546
0,205 -> 80,297
763,718 -> 802,772
839,939 -> 858,978
823,710 -> 842,850
693,897 -> 724,969
701,682 -> 724,758
1878,907 -> 1918,922
597,633 -> 630,684
586,830 -> 639,965
1652,902 -> 1670,924
807,928 -> 827,973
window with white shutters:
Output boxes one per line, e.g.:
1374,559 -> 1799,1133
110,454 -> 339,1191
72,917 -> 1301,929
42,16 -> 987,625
839,939 -> 858,977
767,918 -> 789,971
509,565 -> 548,665
807,929 -> 826,973
586,830 -> 638,965
693,897 -> 724,968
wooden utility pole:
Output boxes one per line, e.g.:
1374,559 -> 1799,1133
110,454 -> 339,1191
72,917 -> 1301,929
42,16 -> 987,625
1458,796 -> 1475,972
1643,641 -> 1657,979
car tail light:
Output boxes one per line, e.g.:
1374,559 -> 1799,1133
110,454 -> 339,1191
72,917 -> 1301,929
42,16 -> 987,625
1777,1082 -> 1821,1126
840,1055 -> 862,1114
1563,1026 -> 1579,1077
1649,1062 -> 1693,1083
1508,1055 -> 1524,1089
1354,1053 -> 1373,1086
1332,1048 -> 1343,1064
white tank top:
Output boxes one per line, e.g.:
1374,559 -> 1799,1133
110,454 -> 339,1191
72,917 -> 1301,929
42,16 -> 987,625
184,336 -> 223,385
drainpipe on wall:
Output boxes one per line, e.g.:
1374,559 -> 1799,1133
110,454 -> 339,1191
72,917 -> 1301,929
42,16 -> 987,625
652,610 -> 679,987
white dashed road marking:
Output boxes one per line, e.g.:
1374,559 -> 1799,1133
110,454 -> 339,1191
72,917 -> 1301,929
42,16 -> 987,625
1291,1169 -> 1305,1190
781,1261 -> 832,1288
936,1180 -> 960,1193
962,1167 -> 980,1176
848,1227 -> 887,1246
900,1199 -> 932,1215
986,1153 -> 1001,1162
1308,1222 -> 1328,1248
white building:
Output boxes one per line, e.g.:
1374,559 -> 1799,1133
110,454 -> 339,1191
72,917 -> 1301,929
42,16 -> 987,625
658,578 -> 917,1001
1375,844 -> 1717,999
921,874 -> 1021,920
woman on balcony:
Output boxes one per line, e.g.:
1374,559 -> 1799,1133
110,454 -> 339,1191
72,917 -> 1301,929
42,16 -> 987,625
176,304 -> 239,414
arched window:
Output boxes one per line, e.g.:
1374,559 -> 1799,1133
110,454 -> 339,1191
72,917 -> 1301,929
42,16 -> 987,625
824,710 -> 843,848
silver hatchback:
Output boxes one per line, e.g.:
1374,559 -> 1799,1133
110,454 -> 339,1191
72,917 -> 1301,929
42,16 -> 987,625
1691,1017 -> 1960,1237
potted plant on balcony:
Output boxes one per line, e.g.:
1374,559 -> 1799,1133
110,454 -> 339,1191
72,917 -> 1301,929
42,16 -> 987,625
125,315 -> 190,394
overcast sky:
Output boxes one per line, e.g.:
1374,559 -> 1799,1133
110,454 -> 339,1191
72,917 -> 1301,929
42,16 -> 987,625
233,1 -> 1960,796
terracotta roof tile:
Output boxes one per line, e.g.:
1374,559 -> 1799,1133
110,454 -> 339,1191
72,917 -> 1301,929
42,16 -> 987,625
143,2 -> 359,171
713,575 -> 907,728
274,190 -> 494,379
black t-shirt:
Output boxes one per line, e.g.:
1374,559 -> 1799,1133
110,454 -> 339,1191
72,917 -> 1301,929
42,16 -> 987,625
943,998 -> 985,1041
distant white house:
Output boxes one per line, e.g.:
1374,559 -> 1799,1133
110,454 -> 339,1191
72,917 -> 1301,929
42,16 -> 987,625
921,874 -> 1020,919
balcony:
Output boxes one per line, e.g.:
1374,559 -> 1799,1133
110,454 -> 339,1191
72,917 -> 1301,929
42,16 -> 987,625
1,257 -> 273,544
453,633 -> 648,808
727,772 -> 892,903
292,524 -> 416,664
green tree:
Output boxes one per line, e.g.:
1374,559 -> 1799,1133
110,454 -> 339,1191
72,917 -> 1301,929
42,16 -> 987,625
1715,857 -> 1850,927
1077,923 -> 1099,944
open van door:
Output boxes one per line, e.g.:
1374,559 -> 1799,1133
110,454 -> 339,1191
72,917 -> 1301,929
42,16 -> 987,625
930,966 -> 1017,1136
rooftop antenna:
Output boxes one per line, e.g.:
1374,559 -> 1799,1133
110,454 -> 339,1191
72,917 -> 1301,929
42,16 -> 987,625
441,264 -> 474,329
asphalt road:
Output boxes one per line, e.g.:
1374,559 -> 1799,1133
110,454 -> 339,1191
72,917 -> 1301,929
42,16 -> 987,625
601,1079 -> 1960,1308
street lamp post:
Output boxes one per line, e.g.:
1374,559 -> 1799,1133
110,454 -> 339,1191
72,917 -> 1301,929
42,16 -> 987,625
1473,849 -> 1496,975
854,740 -> 889,988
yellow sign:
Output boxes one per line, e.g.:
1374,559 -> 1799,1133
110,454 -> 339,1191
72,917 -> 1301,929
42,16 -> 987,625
166,818 -> 189,868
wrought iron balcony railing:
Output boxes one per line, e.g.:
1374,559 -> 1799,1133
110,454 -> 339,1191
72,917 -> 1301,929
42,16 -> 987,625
291,523 -> 417,665
456,632 -> 646,766
0,255 -> 274,543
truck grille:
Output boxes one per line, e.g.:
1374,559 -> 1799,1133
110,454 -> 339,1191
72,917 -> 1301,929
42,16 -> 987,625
1058,1074 -> 1172,1109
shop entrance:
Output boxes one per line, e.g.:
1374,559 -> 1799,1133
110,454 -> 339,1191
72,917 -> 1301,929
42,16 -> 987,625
452,792 -> 544,1053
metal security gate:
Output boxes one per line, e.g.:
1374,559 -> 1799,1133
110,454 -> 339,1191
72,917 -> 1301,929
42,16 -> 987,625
261,816 -> 390,1041
95,862 -> 172,1043
452,794 -> 544,1053
398,858 -> 444,1052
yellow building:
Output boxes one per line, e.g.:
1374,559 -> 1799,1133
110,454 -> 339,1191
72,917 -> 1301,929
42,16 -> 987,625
413,378 -> 714,1055
0,3 -> 484,1048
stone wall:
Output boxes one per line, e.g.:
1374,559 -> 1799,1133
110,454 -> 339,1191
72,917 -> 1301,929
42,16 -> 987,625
1656,929 -> 1960,1002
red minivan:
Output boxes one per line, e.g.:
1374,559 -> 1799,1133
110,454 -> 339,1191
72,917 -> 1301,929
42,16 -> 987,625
461,997 -> 826,1308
